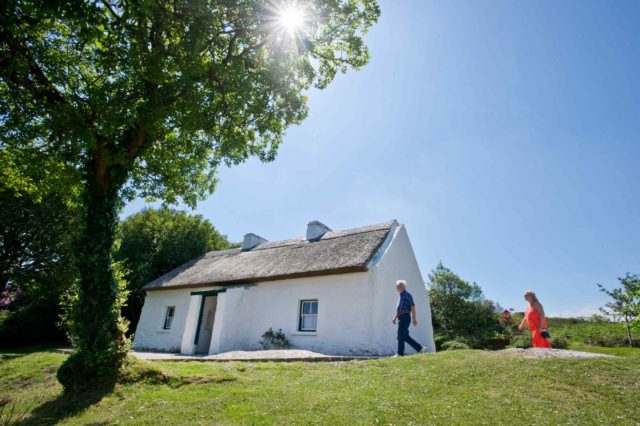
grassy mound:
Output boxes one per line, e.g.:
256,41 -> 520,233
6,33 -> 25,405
118,355 -> 170,385
1,346 -> 639,424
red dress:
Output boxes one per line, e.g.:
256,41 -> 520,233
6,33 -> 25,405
525,305 -> 552,348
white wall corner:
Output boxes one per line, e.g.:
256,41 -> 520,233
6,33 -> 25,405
208,292 -> 227,354
180,294 -> 203,354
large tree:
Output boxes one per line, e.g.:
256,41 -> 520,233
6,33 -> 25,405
427,262 -> 501,348
115,207 -> 236,331
0,0 -> 379,389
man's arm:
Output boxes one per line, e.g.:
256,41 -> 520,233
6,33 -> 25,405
392,312 -> 398,324
411,305 -> 417,326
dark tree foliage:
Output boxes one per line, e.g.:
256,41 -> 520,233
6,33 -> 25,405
427,262 -> 501,349
0,148 -> 79,347
115,207 -> 236,332
0,0 -> 379,388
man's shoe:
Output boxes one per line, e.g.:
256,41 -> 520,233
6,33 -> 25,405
419,347 -> 429,354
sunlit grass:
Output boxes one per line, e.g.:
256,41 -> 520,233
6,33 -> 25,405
1,348 -> 639,425
569,344 -> 640,358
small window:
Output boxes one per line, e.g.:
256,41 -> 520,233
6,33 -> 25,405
163,306 -> 175,330
298,300 -> 318,332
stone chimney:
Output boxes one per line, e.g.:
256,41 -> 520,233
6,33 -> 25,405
242,233 -> 267,251
306,221 -> 332,241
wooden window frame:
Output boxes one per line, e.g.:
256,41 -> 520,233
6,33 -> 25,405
163,306 -> 175,330
298,300 -> 318,332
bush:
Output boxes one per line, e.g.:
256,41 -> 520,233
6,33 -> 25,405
0,302 -> 67,348
485,336 -> 509,350
433,334 -> 449,351
586,335 -> 640,348
259,328 -> 291,350
511,333 -> 532,349
427,262 -> 503,349
441,340 -> 470,351
549,336 -> 569,349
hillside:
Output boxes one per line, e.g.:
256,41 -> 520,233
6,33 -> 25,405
1,347 -> 639,425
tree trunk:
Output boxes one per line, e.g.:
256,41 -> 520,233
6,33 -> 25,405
57,152 -> 129,391
625,320 -> 633,347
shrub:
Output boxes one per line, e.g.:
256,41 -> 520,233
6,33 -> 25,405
485,335 -> 509,350
427,262 -> 503,349
587,335 -> 640,348
441,340 -> 470,351
0,302 -> 67,348
549,336 -> 569,349
511,333 -> 532,349
259,328 -> 291,350
433,334 -> 449,351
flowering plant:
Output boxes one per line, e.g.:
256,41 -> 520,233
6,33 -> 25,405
0,284 -> 22,308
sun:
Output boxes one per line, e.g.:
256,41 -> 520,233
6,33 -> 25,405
277,3 -> 306,36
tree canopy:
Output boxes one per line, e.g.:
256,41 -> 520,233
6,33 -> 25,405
1,0 -> 380,206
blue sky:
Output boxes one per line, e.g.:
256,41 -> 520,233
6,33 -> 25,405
124,0 -> 640,317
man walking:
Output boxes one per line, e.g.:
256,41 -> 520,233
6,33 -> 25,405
392,280 -> 427,356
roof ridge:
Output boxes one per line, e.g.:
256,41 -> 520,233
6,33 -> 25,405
203,220 -> 395,256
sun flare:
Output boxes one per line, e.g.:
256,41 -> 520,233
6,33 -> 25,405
277,4 -> 306,36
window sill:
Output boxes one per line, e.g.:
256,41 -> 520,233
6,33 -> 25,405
292,331 -> 317,336
157,330 -> 172,333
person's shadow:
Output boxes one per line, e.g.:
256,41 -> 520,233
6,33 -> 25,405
15,382 -> 114,426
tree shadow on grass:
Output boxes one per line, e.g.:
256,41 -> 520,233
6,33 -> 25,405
0,353 -> 28,361
15,382 -> 115,426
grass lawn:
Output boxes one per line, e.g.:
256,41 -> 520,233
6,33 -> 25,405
1,347 -> 639,425
568,344 -> 640,359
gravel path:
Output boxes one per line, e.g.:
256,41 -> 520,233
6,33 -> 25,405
497,348 -> 613,359
130,349 -> 375,362
206,349 -> 330,360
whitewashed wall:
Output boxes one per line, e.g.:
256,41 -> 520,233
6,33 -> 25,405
209,272 -> 374,355
370,224 -> 436,354
133,286 -> 218,352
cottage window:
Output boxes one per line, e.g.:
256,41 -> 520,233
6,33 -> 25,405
298,300 -> 318,332
163,306 -> 175,330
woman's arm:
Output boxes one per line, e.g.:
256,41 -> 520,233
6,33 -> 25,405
534,302 -> 546,331
518,315 -> 527,331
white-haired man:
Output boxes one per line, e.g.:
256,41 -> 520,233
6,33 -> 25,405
392,280 -> 427,356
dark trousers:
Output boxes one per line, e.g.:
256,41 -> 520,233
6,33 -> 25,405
397,313 -> 422,355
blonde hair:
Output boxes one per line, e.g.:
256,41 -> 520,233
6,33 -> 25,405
524,291 -> 539,303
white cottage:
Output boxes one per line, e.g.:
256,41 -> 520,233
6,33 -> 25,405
133,220 -> 436,356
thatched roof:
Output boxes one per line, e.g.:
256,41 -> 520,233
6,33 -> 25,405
144,220 -> 396,291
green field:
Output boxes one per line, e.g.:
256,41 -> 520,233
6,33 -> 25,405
546,318 -> 637,347
1,347 -> 639,425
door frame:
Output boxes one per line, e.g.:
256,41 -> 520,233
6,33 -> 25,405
191,289 -> 226,346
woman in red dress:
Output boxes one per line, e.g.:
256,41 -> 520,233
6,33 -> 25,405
518,291 -> 552,348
